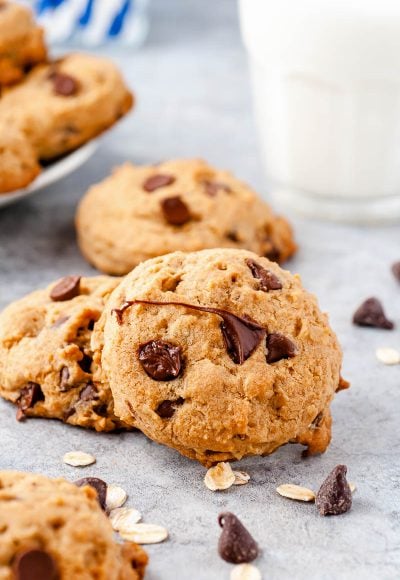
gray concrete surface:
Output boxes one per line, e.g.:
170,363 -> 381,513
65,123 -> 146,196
0,1 -> 400,578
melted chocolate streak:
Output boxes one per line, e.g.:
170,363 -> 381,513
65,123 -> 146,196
113,300 -> 266,365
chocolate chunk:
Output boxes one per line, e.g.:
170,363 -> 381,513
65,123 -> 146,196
51,71 -> 79,96
218,512 -> 259,564
139,340 -> 182,381
78,352 -> 92,373
220,314 -> 266,364
59,367 -> 70,391
119,300 -> 265,365
203,180 -> 231,196
79,383 -> 98,401
266,332 -> 297,363
156,397 -> 184,418
143,174 -> 175,192
16,383 -> 44,421
93,403 -> 108,417
316,465 -> 352,516
226,230 -> 239,242
246,258 -> 282,291
12,549 -> 58,580
50,276 -> 81,302
75,477 -> 107,511
161,196 -> 191,225
392,261 -> 400,282
353,297 -> 394,330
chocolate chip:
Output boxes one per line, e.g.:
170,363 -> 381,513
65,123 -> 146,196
220,314 -> 266,364
218,512 -> 259,564
87,319 -> 96,331
316,465 -> 352,516
59,367 -> 70,391
50,276 -> 81,302
226,230 -> 239,242
353,297 -> 394,329
75,477 -> 107,511
392,261 -> 400,282
139,340 -> 182,381
12,549 -> 58,580
161,196 -> 191,225
78,352 -> 92,373
156,397 -> 184,418
93,403 -> 108,417
203,180 -> 231,196
125,300 -> 265,365
266,333 -> 298,363
246,258 -> 282,291
79,383 -> 98,401
51,71 -> 79,96
143,174 -> 175,192
16,383 -> 44,421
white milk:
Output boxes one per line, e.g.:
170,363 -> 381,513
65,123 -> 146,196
240,0 -> 400,221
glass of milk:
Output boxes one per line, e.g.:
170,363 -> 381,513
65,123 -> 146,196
240,0 -> 400,222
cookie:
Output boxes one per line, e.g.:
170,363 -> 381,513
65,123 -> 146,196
0,1 -> 47,87
75,159 -> 296,275
0,122 -> 40,193
0,52 -> 133,192
0,275 -> 130,432
94,248 -> 345,465
0,470 -> 148,579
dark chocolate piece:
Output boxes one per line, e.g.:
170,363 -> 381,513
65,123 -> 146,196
246,258 -> 282,291
139,340 -> 182,381
353,297 -> 394,329
218,512 -> 259,564
316,465 -> 352,516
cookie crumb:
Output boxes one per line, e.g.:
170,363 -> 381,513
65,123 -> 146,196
204,462 -> 236,491
276,483 -> 316,502
63,451 -> 96,467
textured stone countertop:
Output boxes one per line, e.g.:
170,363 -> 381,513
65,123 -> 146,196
0,1 -> 399,578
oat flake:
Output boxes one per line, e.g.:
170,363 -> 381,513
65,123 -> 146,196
62,451 -> 96,467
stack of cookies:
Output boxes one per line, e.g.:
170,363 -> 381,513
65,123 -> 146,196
0,1 -> 133,193
0,159 -> 346,466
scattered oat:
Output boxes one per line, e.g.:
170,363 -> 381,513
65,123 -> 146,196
276,484 -> 316,502
62,451 -> 96,467
349,482 -> 356,493
376,347 -> 400,365
118,523 -> 168,544
109,507 -> 142,531
106,484 -> 127,510
204,462 -> 236,491
233,471 -> 250,486
231,563 -> 262,580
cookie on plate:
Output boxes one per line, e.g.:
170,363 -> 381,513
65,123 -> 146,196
75,159 -> 296,275
0,470 -> 148,579
94,248 -> 345,465
0,275 -> 130,432
0,52 -> 133,161
0,1 -> 47,87
0,122 -> 40,193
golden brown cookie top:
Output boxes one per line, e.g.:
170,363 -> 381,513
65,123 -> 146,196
96,248 -> 342,465
76,159 -> 296,275
0,470 -> 147,580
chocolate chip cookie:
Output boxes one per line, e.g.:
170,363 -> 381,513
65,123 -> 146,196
76,159 -> 296,275
0,470 -> 148,579
0,122 -> 40,193
0,52 -> 133,193
94,248 -> 345,465
0,275 -> 129,431
0,1 -> 47,87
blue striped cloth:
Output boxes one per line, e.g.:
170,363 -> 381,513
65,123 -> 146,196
33,0 -> 149,46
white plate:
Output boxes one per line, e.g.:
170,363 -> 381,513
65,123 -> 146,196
0,141 -> 98,209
